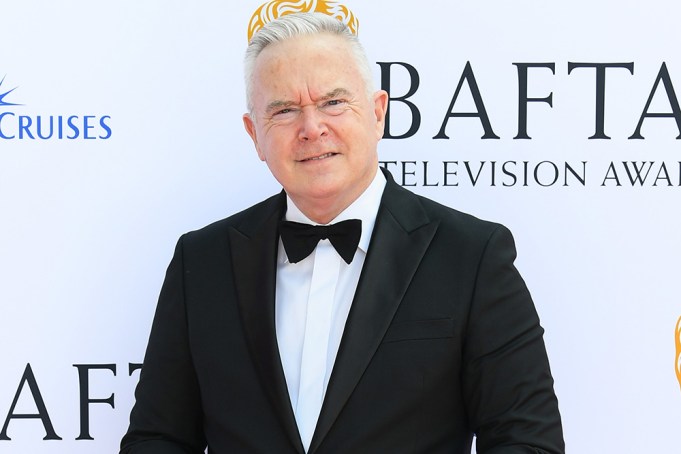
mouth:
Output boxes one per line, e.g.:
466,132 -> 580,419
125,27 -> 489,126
299,152 -> 337,162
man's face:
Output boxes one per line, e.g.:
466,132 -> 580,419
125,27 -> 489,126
243,33 -> 388,222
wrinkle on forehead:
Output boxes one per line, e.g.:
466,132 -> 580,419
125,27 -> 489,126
250,34 -> 368,118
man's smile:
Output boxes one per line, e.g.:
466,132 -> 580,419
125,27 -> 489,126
299,152 -> 338,162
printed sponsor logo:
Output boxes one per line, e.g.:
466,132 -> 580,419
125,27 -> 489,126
0,75 -> 111,141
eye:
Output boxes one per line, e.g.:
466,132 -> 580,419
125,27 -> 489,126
321,99 -> 347,115
270,107 -> 298,121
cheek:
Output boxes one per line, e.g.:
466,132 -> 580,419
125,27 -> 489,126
256,132 -> 280,162
260,142 -> 287,168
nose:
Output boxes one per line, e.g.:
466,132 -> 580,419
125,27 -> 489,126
297,106 -> 328,142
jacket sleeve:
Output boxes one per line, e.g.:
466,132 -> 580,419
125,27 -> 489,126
120,236 -> 207,454
462,225 -> 565,454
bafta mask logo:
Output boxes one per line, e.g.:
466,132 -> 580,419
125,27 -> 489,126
248,0 -> 359,42
676,316 -> 681,391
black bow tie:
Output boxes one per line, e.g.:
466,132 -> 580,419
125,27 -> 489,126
279,219 -> 362,264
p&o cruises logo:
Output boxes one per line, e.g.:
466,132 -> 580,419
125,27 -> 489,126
0,75 -> 20,108
0,75 -> 111,141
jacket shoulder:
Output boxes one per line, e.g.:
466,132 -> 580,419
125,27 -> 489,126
392,183 -> 505,244
180,192 -> 284,246
423,196 -> 500,234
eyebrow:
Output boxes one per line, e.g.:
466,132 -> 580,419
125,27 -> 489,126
264,88 -> 353,115
321,88 -> 352,100
265,100 -> 295,115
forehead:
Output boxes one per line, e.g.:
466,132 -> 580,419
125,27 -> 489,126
251,33 -> 365,100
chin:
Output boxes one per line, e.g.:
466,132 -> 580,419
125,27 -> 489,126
303,183 -> 344,201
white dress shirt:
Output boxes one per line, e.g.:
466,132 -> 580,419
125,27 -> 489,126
275,168 -> 386,451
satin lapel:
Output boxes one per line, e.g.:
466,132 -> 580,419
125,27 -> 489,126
229,193 -> 304,454
310,176 -> 439,453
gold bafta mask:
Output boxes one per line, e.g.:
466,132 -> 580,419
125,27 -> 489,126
248,0 -> 359,42
676,316 -> 681,391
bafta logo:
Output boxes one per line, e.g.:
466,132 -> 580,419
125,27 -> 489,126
676,316 -> 681,391
248,0 -> 359,42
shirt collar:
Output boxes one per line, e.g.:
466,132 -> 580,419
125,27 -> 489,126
284,167 -> 386,255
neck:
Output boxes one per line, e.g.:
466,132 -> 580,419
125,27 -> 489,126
291,196 -> 355,225
289,168 -> 378,224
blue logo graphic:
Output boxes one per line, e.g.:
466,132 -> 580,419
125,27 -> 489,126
0,74 -> 111,141
0,75 -> 21,107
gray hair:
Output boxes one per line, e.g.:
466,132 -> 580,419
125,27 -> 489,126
244,12 -> 374,113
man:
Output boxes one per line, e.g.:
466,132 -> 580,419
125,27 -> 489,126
121,10 -> 564,454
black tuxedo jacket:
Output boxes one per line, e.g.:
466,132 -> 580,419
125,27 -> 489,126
121,172 -> 564,453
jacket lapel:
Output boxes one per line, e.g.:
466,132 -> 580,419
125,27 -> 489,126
310,174 -> 439,453
228,193 -> 305,454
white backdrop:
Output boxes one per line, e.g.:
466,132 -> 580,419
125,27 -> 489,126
1,1 -> 680,453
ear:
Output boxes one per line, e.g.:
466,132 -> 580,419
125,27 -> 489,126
243,113 -> 265,161
372,90 -> 389,140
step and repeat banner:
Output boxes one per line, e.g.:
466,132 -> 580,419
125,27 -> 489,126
1,1 -> 679,452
